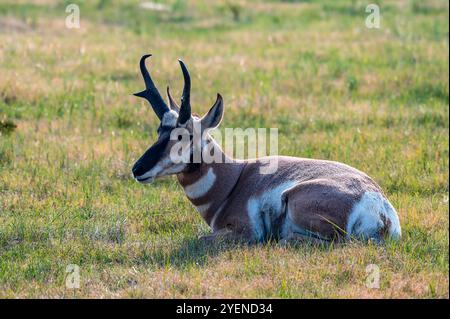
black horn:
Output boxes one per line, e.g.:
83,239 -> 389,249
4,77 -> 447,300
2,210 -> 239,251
177,59 -> 191,124
134,54 -> 169,120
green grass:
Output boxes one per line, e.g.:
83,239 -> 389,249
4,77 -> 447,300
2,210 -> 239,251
0,0 -> 448,298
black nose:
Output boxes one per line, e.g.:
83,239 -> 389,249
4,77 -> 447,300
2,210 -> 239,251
132,163 -> 143,178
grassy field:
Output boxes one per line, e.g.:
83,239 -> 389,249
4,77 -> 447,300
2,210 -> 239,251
0,0 -> 448,298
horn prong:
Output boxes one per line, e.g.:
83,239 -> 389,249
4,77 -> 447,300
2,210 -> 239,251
134,54 -> 169,120
167,86 -> 180,112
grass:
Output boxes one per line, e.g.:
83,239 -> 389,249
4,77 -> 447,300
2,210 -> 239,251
0,0 -> 448,298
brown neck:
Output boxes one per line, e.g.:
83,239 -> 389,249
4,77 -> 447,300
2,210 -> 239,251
177,140 -> 244,226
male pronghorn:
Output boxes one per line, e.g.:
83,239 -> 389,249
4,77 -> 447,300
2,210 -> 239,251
131,54 -> 401,244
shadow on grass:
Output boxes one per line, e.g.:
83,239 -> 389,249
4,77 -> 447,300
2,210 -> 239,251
142,237 -> 242,269
140,235 -> 342,269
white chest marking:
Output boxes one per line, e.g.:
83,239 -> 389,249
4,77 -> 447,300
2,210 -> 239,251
247,181 -> 296,241
184,167 -> 216,199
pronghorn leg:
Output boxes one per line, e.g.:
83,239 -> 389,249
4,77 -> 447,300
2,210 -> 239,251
280,179 -> 355,241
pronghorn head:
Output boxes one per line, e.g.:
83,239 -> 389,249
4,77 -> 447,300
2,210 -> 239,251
132,54 -> 224,184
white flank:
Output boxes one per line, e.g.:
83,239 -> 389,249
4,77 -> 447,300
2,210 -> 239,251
247,182 -> 296,241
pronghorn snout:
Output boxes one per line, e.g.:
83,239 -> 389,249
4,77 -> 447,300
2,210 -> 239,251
131,163 -> 143,179
132,165 -> 155,184
132,154 -> 156,183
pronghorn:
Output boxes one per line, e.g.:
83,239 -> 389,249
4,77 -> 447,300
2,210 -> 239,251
131,54 -> 401,244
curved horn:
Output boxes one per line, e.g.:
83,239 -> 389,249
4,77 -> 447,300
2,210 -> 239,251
133,54 -> 169,120
177,59 -> 191,124
166,86 -> 180,113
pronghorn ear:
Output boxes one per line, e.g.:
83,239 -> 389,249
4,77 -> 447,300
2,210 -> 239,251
200,94 -> 223,130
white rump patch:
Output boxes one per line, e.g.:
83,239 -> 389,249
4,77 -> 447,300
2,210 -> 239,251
247,182 -> 296,241
161,110 -> 178,127
347,191 -> 401,241
184,167 -> 216,199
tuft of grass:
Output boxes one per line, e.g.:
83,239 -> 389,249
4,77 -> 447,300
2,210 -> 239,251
0,119 -> 17,135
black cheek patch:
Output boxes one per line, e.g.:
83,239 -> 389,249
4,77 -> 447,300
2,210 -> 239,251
132,133 -> 170,177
